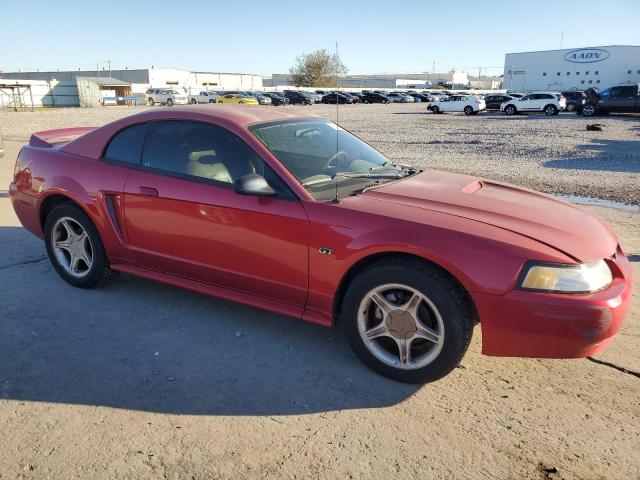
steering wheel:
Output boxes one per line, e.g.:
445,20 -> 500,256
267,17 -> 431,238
323,150 -> 348,175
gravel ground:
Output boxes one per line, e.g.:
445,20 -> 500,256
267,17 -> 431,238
0,105 -> 639,479
1,103 -> 639,204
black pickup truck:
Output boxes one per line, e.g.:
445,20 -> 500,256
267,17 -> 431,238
579,84 -> 640,116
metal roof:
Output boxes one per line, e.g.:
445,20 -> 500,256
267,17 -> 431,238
76,76 -> 131,86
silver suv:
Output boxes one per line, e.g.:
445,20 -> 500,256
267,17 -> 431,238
146,88 -> 188,106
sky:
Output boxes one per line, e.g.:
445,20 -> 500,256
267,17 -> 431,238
2,0 -> 639,77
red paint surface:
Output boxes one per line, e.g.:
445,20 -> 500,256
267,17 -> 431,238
9,105 -> 633,358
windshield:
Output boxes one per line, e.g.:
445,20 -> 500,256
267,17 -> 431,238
249,119 -> 414,201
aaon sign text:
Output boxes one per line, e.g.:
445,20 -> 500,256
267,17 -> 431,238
564,48 -> 610,64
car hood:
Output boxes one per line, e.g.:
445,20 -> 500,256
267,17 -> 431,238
362,170 -> 617,262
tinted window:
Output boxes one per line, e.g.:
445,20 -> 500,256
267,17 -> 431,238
104,123 -> 146,165
140,121 -> 292,197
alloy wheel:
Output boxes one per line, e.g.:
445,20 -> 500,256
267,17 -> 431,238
357,283 -> 445,370
51,217 -> 93,278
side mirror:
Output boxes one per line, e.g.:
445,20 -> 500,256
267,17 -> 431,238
234,174 -> 276,197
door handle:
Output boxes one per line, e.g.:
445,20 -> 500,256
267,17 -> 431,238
138,186 -> 158,197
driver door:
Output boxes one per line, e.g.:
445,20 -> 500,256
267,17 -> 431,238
122,120 -> 309,307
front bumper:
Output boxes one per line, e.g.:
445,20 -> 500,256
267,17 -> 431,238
474,251 -> 632,358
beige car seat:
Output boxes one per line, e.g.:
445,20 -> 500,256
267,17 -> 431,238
185,150 -> 233,183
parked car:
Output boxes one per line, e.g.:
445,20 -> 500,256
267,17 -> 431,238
386,92 -> 413,103
146,88 -> 189,106
429,95 -> 486,115
333,91 -> 359,103
483,94 -> 515,111
322,93 -> 354,104
500,92 -> 565,116
361,92 -> 391,104
579,84 -> 640,116
10,108 -> 632,383
407,93 -> 424,103
283,90 -> 312,105
217,93 -> 259,105
263,92 -> 290,106
248,92 -> 272,106
189,91 -> 220,104
560,91 -> 586,113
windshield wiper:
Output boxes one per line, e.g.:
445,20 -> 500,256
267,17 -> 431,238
332,166 -> 406,181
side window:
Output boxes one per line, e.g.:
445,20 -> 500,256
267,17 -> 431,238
609,87 -> 623,98
619,86 -> 637,97
104,123 -> 146,166
140,121 -> 294,197
521,95 -> 530,101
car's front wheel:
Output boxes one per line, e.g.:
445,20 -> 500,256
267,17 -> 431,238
44,203 -> 116,289
582,104 -> 597,116
147,98 -> 154,106
190,98 -> 197,104
342,258 -> 473,383
166,98 -> 174,107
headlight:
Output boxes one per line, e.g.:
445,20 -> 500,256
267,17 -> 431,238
519,259 -> 612,293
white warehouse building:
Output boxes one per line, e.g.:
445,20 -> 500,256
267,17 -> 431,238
504,45 -> 640,92
0,68 -> 263,107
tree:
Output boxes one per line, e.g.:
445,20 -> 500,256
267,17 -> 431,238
289,49 -> 348,87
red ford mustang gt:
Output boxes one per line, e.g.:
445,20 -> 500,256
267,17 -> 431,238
9,106 -> 632,383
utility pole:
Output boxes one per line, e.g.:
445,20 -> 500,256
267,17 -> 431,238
106,60 -> 112,77
96,63 -> 99,77
560,32 -> 564,49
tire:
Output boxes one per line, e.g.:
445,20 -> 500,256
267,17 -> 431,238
582,104 -> 597,116
209,99 -> 215,103
463,106 -> 473,115
166,98 -> 174,107
504,104 -> 517,115
544,104 -> 557,116
190,98 -> 197,104
566,102 -> 577,112
431,105 -> 440,114
147,98 -> 154,106
44,204 -> 116,289
342,258 -> 473,383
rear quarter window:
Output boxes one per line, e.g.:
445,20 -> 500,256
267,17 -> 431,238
104,123 -> 147,166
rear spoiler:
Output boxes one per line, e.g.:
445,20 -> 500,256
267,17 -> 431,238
29,127 -> 97,148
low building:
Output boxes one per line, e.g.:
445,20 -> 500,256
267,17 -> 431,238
468,75 -> 503,90
264,71 -> 470,89
0,68 -> 263,106
503,45 -> 640,92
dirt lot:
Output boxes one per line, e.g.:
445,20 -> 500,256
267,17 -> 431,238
0,105 -> 638,480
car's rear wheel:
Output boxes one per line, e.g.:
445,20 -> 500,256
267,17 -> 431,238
147,98 -> 154,106
190,98 -> 197,104
44,204 -> 115,289
566,102 -> 577,112
504,104 -> 517,115
209,99 -> 215,103
431,105 -> 440,114
464,106 -> 473,115
582,104 -> 597,116
544,104 -> 558,116
342,258 -> 473,383
166,98 -> 174,107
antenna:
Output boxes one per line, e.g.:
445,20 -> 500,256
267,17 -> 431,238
333,40 -> 340,203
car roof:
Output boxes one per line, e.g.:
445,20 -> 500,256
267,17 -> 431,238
61,105 -> 322,160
